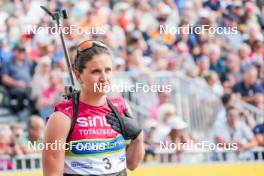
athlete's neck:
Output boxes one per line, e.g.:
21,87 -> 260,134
79,91 -> 107,107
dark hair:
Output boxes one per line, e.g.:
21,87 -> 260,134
13,44 -> 26,52
28,119 -> 34,129
28,116 -> 36,129
221,93 -> 232,106
74,45 -> 111,73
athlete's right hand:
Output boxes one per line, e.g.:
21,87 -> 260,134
106,109 -> 142,140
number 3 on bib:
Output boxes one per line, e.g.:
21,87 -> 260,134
103,158 -> 112,170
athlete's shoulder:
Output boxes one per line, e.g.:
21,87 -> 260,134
108,96 -> 125,105
107,96 -> 127,115
54,99 -> 74,118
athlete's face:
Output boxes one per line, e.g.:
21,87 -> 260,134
75,54 -> 112,95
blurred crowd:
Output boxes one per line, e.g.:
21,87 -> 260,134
0,115 -> 44,156
143,92 -> 264,162
0,0 -> 263,164
0,115 -> 44,170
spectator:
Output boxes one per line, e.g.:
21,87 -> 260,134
249,38 -> 264,64
162,116 -> 189,162
175,22 -> 198,50
0,39 -> 12,64
143,122 -> 158,162
127,49 -> 151,83
205,71 -> 224,96
224,53 -> 242,83
243,2 -> 264,33
219,13 -> 244,52
245,24 -> 262,48
237,44 -> 251,73
165,116 -> 189,147
253,123 -> 264,146
31,56 -> 51,101
1,44 -> 33,113
9,123 -> 23,156
253,122 -> 264,160
51,41 -> 67,71
148,92 -> 171,120
164,116 -> 200,162
150,45 -> 169,71
237,108 -> 256,130
106,13 -> 126,51
0,127 -> 13,170
254,93 -> 264,110
203,0 -> 221,12
36,70 -> 64,119
0,127 -> 12,156
17,115 -> 44,154
208,44 -> 226,77
113,57 -> 125,72
233,66 -> 264,104
222,74 -> 237,94
152,103 -> 176,143
196,55 -> 210,77
174,42 -> 196,72
214,107 -> 257,160
185,65 -> 208,88
214,93 -> 237,127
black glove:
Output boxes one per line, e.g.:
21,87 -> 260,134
106,109 -> 142,140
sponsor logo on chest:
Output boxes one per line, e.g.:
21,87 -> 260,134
77,116 -> 111,128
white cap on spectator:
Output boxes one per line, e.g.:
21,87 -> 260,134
168,116 -> 188,130
256,33 -> 264,41
144,119 -> 158,130
198,9 -> 210,18
114,57 -> 125,66
158,103 -> 176,122
185,1 -> 193,9
0,125 -> 12,140
115,2 -> 130,11
239,43 -> 250,52
177,42 -> 188,52
159,3 -> 172,15
39,56 -> 51,65
233,1 -> 242,7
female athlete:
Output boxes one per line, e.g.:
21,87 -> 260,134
42,40 -> 145,176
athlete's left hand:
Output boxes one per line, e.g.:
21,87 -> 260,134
106,109 -> 142,140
